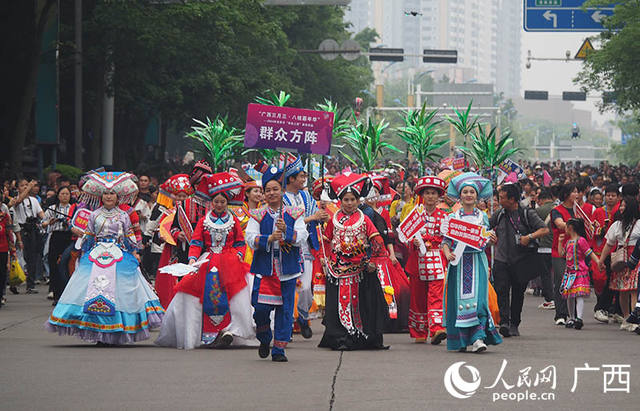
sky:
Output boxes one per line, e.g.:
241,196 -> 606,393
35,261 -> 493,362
520,31 -> 615,127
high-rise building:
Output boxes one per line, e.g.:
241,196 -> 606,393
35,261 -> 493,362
344,0 -> 522,98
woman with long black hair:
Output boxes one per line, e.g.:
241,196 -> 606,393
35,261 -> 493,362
42,186 -> 76,305
599,196 -> 640,332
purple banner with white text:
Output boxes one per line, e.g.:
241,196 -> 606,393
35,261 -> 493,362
244,103 -> 334,155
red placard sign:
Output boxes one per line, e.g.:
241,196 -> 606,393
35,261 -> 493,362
441,218 -> 491,250
71,209 -> 91,232
396,205 -> 427,243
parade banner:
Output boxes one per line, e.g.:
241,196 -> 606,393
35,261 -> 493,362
440,157 -> 468,170
396,205 -> 427,243
497,158 -> 526,184
70,209 -> 91,232
441,217 -> 493,265
244,103 -> 334,155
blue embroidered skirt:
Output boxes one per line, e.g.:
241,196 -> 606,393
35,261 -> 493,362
444,251 -> 502,351
46,251 -> 164,344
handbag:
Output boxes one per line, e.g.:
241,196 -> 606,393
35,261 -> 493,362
611,220 -> 637,272
9,257 -> 26,287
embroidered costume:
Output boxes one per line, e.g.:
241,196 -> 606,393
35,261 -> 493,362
155,173 -> 256,349
561,237 -> 593,298
246,166 -> 308,361
406,176 -> 449,342
442,173 -> 502,352
153,174 -> 194,308
318,173 -> 389,351
46,172 -> 164,344
282,156 -> 319,332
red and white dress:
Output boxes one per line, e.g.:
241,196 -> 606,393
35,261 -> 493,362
406,206 -> 448,340
155,210 -> 257,349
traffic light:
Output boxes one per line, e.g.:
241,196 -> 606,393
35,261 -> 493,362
571,123 -> 580,139
562,91 -> 587,101
369,48 -> 404,62
524,90 -> 549,100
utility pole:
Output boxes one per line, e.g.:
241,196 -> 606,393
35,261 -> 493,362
74,0 -> 83,168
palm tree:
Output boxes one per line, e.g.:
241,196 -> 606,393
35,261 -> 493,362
185,115 -> 244,172
341,117 -> 402,172
398,103 -> 448,175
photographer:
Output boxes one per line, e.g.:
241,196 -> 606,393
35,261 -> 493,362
42,187 -> 76,303
10,179 -> 45,293
490,183 -> 549,338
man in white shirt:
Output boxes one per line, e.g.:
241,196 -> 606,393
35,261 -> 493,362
11,179 -> 45,293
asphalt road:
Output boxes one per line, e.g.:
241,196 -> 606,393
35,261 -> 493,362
1,285 -> 638,411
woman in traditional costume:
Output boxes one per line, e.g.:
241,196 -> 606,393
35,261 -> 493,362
153,174 -> 194,309
362,174 -> 410,333
46,172 -> 164,345
441,172 -> 502,353
155,172 -> 256,349
319,173 -> 389,351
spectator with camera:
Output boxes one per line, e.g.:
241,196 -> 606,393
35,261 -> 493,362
10,178 -> 45,294
42,186 -> 76,303
490,183 -> 549,338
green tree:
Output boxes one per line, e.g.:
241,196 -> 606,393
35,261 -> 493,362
576,0 -> 640,112
610,113 -> 640,165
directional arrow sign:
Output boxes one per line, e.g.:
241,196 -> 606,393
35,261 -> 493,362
524,0 -> 614,32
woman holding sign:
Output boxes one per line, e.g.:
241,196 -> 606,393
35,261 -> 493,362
441,172 -> 502,353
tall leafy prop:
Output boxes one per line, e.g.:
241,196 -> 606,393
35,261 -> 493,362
398,103 -> 448,174
445,101 -> 479,150
458,124 -> 520,173
341,118 -> 402,172
185,115 -> 244,172
255,90 -> 291,107
316,99 -> 352,141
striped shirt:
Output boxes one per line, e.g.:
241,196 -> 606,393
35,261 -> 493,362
44,204 -> 72,232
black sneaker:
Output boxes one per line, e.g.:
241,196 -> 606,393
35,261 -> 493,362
626,308 -> 640,325
272,354 -> 288,362
508,325 -> 520,337
499,324 -> 511,338
565,319 -> 575,328
258,343 -> 270,359
431,331 -> 447,345
9,286 -> 19,295
574,318 -> 584,330
300,323 -> 313,339
25,288 -> 39,294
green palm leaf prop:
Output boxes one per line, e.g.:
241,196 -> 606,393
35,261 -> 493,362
398,103 -> 448,174
341,117 -> 402,172
445,101 -> 479,148
185,115 -> 244,172
316,99 -> 352,141
255,90 -> 291,107
457,124 -> 520,174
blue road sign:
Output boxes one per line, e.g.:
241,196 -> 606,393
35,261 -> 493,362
523,0 -> 614,32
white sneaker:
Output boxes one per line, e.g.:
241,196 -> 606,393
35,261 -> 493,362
525,288 -> 535,295
555,318 -> 566,326
471,339 -> 487,353
47,291 -> 54,300
612,314 -> 625,324
621,321 -> 638,332
594,310 -> 609,323
538,301 -> 555,310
